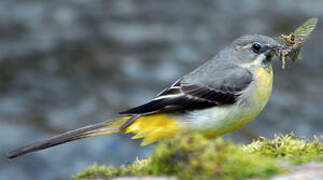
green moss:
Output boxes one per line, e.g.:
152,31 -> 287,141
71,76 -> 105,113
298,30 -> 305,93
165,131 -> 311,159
244,133 -> 323,164
74,160 -> 149,180
74,133 -> 322,180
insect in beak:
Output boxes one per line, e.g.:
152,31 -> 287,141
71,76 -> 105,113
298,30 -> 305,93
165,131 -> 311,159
276,18 -> 318,69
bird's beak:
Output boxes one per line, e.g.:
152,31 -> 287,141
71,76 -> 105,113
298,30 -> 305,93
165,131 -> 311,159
264,45 -> 280,57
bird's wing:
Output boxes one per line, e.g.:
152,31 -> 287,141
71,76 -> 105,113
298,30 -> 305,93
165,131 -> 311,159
119,65 -> 253,115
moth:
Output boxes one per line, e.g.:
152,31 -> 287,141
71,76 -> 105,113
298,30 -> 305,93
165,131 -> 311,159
277,18 -> 318,69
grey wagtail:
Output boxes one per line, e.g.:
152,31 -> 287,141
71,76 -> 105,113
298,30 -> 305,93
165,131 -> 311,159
8,34 -> 280,159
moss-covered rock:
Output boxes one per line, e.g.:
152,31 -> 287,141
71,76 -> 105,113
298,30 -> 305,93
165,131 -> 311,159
74,133 -> 322,180
244,133 -> 323,164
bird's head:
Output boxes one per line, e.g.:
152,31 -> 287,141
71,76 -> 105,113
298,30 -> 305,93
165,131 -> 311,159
230,34 -> 280,69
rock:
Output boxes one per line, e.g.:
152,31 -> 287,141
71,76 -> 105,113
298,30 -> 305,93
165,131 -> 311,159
271,162 -> 323,180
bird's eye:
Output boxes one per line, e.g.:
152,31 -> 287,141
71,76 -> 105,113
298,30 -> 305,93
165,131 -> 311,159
251,42 -> 262,53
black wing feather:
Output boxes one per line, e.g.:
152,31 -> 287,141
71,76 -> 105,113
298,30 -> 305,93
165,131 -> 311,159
181,85 -> 237,104
120,67 -> 252,115
119,99 -> 168,114
120,83 -> 244,114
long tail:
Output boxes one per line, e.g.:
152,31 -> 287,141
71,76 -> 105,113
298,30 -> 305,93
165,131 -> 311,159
7,117 -> 128,159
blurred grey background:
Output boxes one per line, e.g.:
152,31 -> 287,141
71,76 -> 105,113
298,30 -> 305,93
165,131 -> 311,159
1,0 -> 323,179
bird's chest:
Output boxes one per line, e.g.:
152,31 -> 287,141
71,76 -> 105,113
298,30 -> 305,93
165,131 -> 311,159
251,65 -> 273,105
183,66 -> 273,137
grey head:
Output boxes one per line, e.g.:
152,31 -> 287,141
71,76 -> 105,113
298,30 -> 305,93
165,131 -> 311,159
227,34 -> 280,66
180,34 -> 280,86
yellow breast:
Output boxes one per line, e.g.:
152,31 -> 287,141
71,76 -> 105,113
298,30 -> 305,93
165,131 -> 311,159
252,65 -> 273,104
189,65 -> 274,138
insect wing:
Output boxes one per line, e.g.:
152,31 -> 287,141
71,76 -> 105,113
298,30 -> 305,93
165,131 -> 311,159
294,18 -> 318,39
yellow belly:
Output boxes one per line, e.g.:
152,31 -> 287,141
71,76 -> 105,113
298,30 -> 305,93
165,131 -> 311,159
124,114 -> 181,145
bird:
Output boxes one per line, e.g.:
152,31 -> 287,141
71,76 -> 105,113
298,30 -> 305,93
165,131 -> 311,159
7,34 -> 280,159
